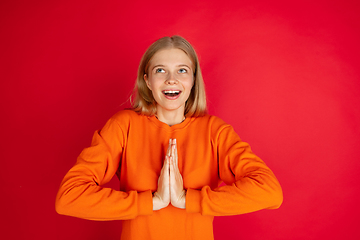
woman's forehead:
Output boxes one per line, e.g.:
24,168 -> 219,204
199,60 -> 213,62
149,48 -> 194,68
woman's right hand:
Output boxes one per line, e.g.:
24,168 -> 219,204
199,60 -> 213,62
152,140 -> 172,210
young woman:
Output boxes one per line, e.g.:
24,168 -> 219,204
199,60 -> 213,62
56,36 -> 283,240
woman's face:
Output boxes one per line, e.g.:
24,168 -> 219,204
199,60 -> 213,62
145,48 -> 194,116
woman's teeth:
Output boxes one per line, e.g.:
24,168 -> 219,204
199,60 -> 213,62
163,90 -> 180,97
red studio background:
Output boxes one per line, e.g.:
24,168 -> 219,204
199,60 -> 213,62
1,0 -> 359,239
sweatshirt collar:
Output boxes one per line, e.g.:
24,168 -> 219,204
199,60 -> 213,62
147,115 -> 193,131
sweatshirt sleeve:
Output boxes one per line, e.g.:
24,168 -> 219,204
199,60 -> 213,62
186,125 -> 283,216
55,117 -> 153,220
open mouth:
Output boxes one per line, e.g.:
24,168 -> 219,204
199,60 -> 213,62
162,90 -> 181,97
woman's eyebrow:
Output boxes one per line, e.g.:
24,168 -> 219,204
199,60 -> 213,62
151,64 -> 165,70
177,64 -> 190,68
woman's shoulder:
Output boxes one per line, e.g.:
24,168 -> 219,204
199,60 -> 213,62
192,114 -> 232,131
108,109 -> 147,126
111,109 -> 140,119
194,114 -> 229,124
193,114 -> 240,142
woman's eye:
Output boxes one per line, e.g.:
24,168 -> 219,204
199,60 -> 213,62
155,68 -> 165,73
178,68 -> 187,73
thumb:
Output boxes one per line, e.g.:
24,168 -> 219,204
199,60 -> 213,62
169,156 -> 175,175
165,156 -> 170,176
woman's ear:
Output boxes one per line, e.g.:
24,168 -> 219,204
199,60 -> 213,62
144,74 -> 152,90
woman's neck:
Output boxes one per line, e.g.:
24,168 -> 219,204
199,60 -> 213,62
156,108 -> 185,126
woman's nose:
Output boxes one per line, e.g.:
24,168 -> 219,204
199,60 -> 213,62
165,72 -> 178,84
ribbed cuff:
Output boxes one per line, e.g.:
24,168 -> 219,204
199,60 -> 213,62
137,190 -> 153,216
186,188 -> 202,213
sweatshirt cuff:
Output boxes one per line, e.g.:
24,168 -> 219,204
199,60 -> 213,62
137,190 -> 153,216
186,188 -> 202,213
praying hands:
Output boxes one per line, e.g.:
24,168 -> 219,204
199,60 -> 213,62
153,139 -> 186,210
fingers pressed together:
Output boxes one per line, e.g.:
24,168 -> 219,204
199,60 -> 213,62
153,139 -> 186,210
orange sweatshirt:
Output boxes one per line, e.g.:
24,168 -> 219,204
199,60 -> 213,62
56,110 -> 283,240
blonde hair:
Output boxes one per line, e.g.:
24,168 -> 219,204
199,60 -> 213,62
132,36 -> 207,117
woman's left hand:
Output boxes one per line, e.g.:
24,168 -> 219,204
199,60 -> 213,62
169,139 -> 186,209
